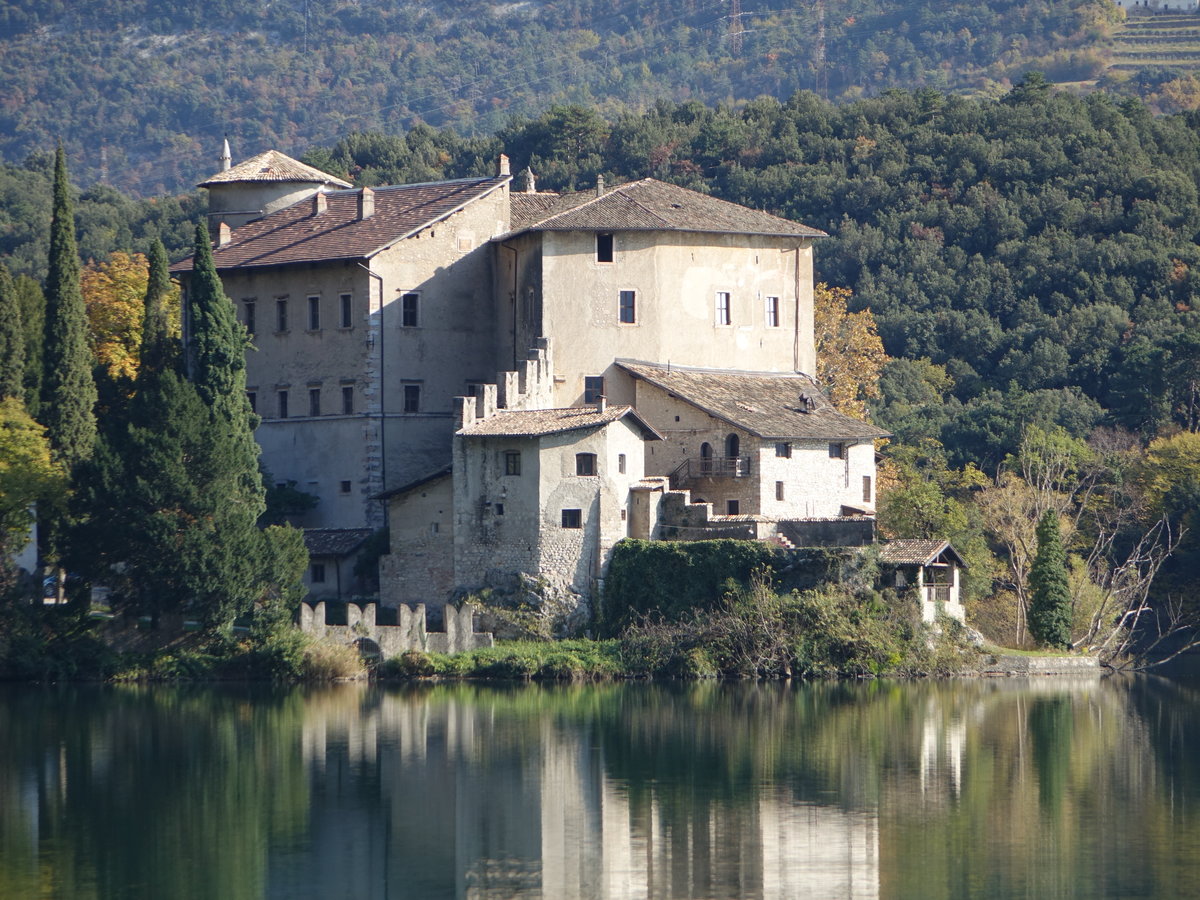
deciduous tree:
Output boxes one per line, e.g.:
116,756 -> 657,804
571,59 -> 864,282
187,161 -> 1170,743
814,282 -> 887,421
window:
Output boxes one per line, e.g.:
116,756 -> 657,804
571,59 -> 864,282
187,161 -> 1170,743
246,391 -> 256,413
584,376 -> 605,403
310,563 -> 326,584
829,442 -> 846,459
618,290 -> 636,324
244,300 -> 256,335
275,298 -> 288,332
505,451 -> 521,476
775,442 -> 791,458
309,388 -> 321,417
715,291 -> 731,326
576,453 -> 597,476
277,390 -> 289,418
776,481 -> 785,501
342,386 -> 354,415
765,296 -> 780,328
307,295 -> 320,331
863,475 -> 873,504
494,503 -> 505,516
561,509 -> 582,528
618,453 -> 626,474
403,383 -> 421,413
339,293 -> 353,328
401,292 -> 419,327
340,480 -> 352,494
726,499 -> 740,515
596,232 -> 614,263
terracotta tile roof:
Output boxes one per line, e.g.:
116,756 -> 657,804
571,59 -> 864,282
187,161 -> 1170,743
198,150 -> 352,188
877,539 -> 965,567
508,179 -> 826,239
303,528 -> 374,557
458,405 -> 663,439
376,465 -> 452,501
172,176 -> 510,272
616,360 -> 889,441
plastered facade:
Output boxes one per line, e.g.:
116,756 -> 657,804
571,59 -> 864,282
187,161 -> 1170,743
497,230 -> 816,406
378,474 -> 454,611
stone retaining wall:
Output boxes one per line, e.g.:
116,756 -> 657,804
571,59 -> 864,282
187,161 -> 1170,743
981,654 -> 1101,676
300,601 -> 494,658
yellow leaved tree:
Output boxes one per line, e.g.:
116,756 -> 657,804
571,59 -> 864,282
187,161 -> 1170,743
813,282 -> 887,421
81,252 -> 180,381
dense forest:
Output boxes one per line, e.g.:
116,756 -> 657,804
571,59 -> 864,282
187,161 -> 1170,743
0,0 -> 1122,195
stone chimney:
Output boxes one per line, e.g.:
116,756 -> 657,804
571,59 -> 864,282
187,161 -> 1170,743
312,191 -> 327,215
217,222 -> 232,247
498,154 -> 511,177
523,167 -> 537,194
596,174 -> 606,197
357,187 -> 374,220
595,394 -> 607,414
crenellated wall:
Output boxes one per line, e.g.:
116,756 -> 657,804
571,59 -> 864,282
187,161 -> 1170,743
299,601 -> 493,656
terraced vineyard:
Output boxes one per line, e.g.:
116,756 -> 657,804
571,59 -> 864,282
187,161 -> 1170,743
1109,12 -> 1200,71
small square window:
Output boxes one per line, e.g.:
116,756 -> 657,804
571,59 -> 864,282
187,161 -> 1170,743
618,290 -> 636,324
576,453 -> 597,476
277,390 -> 289,418
342,386 -> 354,415
584,376 -> 605,404
309,388 -> 321,417
620,509 -> 627,521
618,453 -> 626,474
726,499 -> 740,515
829,442 -> 846,459
494,503 -> 505,516
340,480 -> 352,494
339,293 -> 353,328
596,232 -> 614,263
765,296 -> 780,328
244,300 -> 256,335
310,563 -> 326,583
307,295 -> 321,331
561,509 -> 582,528
776,481 -> 785,501
275,298 -> 288,332
775,442 -> 791,458
401,292 -> 419,327
505,451 -> 521,476
715,292 -> 731,326
403,384 -> 421,413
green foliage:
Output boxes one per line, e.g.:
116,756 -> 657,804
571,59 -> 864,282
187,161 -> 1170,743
14,275 -> 43,414
599,539 -> 782,636
139,238 -> 177,377
0,397 -> 65,573
0,604 -> 117,682
40,145 -> 96,472
1028,511 -> 1072,648
0,263 -> 23,399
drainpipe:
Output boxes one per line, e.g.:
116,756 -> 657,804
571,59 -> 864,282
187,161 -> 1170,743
357,262 -> 387,524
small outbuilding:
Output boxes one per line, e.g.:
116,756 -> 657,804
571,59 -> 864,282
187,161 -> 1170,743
878,539 -> 967,623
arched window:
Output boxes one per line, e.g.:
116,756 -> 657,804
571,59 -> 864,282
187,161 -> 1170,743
725,433 -> 740,458
699,442 -> 713,475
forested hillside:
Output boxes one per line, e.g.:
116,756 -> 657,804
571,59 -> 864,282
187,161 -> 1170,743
0,0 -> 1118,195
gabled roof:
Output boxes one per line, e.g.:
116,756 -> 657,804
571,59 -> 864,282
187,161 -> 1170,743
375,464 -> 452,502
458,405 -> 663,440
198,150 -> 352,188
616,360 -> 888,441
508,178 -> 826,239
173,176 -> 510,271
877,539 -> 966,568
303,528 -> 374,558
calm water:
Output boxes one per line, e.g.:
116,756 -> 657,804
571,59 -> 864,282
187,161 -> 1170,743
1,676 -> 1199,900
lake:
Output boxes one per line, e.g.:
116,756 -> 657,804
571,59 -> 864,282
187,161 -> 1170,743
1,676 -> 1198,899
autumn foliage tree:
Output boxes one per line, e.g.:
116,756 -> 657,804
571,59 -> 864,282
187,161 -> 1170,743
813,282 -> 886,421
81,250 -> 150,381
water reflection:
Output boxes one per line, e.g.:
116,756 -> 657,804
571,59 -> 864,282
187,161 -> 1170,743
2,675 -> 1198,900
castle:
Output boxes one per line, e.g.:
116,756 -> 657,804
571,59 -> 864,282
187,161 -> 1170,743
176,146 -> 900,628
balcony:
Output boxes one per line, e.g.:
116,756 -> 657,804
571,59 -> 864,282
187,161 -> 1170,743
669,456 -> 751,488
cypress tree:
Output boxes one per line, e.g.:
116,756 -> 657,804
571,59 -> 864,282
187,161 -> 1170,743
40,144 -> 96,469
15,275 -> 45,415
0,263 -> 25,400
140,239 -> 177,378
1028,510 -> 1072,649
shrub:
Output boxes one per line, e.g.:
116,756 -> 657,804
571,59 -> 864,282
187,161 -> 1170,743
299,639 -> 365,681
397,649 -> 435,677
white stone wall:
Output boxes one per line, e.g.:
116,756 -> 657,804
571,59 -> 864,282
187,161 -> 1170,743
757,439 -> 876,518
502,230 -> 816,406
207,182 -> 326,228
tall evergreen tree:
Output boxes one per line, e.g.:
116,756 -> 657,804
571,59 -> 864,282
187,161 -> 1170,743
1028,510 -> 1072,649
0,263 -> 24,400
40,144 -> 96,469
140,239 -> 176,378
15,275 -> 45,415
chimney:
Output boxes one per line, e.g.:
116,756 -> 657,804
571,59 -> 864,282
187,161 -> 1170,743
523,167 -> 537,194
221,137 -> 232,172
218,222 -> 232,247
312,191 -> 327,215
596,174 -> 606,197
595,394 -> 607,414
357,187 -> 374,220
498,154 -> 511,177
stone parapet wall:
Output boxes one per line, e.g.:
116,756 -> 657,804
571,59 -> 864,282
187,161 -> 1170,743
981,655 -> 1101,675
300,601 -> 493,657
